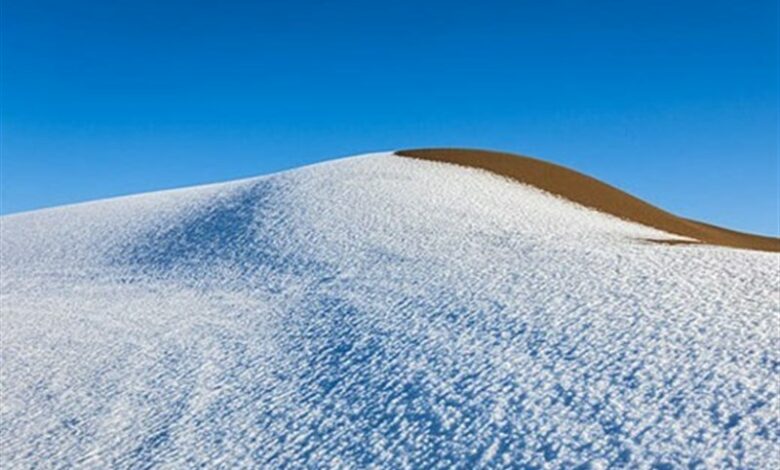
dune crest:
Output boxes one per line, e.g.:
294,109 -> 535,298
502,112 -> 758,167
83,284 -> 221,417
397,148 -> 779,252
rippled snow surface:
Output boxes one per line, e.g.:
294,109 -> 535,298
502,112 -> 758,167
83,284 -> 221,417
1,153 -> 778,468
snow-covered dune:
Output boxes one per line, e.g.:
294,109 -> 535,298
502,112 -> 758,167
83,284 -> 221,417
1,152 -> 778,468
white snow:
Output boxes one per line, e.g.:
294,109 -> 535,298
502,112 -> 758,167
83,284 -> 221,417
1,152 -> 778,468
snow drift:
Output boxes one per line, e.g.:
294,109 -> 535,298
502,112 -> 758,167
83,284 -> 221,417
1,151 -> 778,468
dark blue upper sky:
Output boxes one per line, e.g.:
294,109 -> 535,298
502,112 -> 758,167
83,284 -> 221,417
2,0 -> 778,235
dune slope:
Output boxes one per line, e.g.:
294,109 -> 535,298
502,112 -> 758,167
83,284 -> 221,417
1,152 -> 778,468
398,148 -> 779,252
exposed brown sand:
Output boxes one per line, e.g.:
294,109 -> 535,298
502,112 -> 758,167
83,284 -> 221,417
397,148 -> 780,253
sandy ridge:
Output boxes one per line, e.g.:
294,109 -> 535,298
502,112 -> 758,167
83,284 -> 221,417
397,148 -> 779,253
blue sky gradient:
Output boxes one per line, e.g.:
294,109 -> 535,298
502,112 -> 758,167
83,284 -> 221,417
2,0 -> 778,235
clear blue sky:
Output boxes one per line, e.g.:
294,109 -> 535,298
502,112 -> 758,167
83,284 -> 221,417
2,0 -> 778,235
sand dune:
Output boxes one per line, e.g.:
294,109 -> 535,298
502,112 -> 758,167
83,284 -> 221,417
397,148 -> 779,252
1,152 -> 778,468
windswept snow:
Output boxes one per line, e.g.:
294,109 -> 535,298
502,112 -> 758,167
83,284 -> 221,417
1,153 -> 778,468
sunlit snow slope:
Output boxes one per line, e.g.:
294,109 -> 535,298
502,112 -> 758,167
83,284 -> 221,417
1,152 -> 778,468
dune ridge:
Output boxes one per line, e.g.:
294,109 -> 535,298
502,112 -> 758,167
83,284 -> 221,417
397,148 -> 780,252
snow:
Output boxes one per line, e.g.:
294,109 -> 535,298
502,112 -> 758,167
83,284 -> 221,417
1,152 -> 778,468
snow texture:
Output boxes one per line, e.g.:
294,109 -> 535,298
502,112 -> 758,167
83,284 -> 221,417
1,153 -> 778,468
